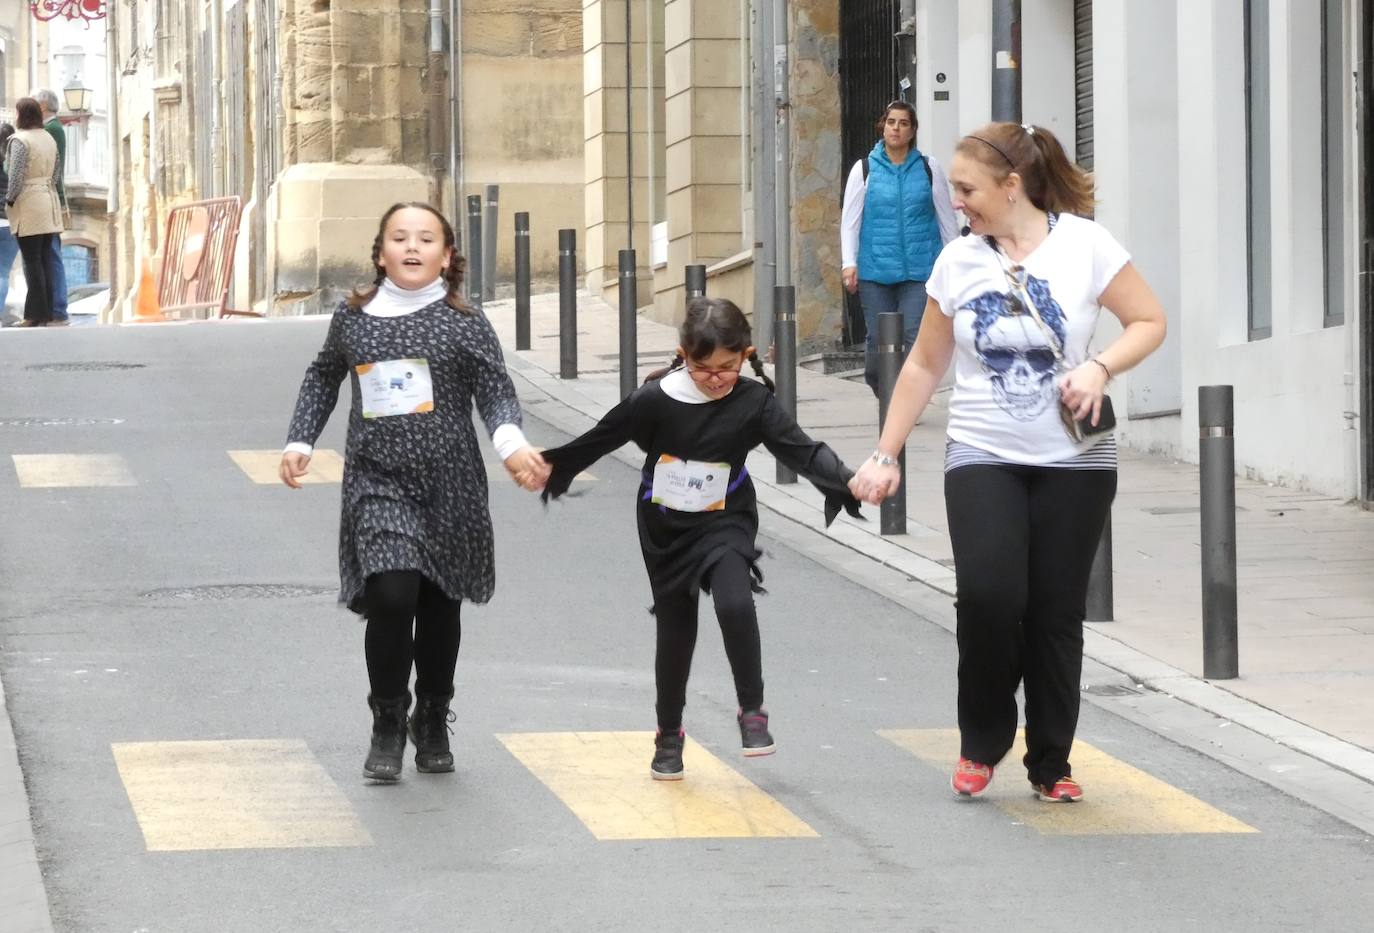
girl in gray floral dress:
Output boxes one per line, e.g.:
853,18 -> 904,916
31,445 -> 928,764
281,203 -> 547,782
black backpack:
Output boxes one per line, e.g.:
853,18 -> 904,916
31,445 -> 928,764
862,153 -> 932,186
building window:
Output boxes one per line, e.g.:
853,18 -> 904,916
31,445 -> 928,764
1321,0 -> 1345,327
61,243 -> 99,287
1244,0 -> 1272,341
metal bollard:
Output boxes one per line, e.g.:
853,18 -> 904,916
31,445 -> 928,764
558,228 -> 578,379
1085,515 -> 1114,621
618,250 -> 638,399
876,312 -> 907,535
1199,385 -> 1239,679
466,195 -> 483,310
514,212 -> 531,351
482,185 -> 499,302
773,285 -> 797,484
685,264 -> 707,299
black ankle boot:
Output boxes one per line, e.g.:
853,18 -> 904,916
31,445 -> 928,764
364,693 -> 411,782
408,690 -> 456,773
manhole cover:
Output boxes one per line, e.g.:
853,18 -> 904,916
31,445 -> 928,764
142,584 -> 336,601
0,417 -> 125,427
1082,683 -> 1143,697
26,362 -> 147,372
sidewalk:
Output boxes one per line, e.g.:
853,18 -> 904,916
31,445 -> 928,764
491,289 -> 1374,777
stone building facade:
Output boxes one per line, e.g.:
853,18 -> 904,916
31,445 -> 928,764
107,0 -> 584,321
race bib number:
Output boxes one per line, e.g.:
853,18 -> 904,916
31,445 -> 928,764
356,359 -> 435,419
650,455 -> 731,512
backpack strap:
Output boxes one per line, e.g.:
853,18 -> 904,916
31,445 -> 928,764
861,155 -> 870,183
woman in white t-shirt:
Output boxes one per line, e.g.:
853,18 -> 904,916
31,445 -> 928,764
849,122 -> 1166,804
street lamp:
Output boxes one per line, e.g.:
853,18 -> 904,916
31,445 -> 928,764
63,82 -> 94,116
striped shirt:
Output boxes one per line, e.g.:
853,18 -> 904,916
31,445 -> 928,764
944,435 -> 1117,473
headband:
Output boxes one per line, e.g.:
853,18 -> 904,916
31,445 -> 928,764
965,134 -> 1016,167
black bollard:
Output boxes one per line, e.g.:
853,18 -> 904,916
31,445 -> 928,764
685,264 -> 707,299
558,228 -> 577,379
773,285 -> 797,484
466,195 -> 483,310
482,185 -> 499,302
618,250 -> 638,399
1199,385 -> 1239,679
514,212 -> 531,351
1085,515 -> 1115,621
876,312 -> 907,535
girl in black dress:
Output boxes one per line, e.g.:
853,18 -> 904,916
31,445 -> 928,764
280,203 -> 548,782
540,298 -> 860,780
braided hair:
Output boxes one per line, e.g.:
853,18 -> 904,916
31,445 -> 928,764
644,297 -> 776,392
346,202 -> 472,313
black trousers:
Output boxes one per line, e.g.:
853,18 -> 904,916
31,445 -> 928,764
363,571 -> 462,700
944,464 -> 1116,787
652,551 -> 764,732
17,233 -> 54,324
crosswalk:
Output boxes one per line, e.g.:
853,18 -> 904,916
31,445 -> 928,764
109,728 -> 1257,853
6,450 -> 597,487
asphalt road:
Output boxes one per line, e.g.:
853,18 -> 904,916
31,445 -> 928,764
1,320 -> 1371,933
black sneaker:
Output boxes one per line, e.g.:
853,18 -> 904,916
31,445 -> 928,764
738,708 -> 775,757
651,729 -> 685,781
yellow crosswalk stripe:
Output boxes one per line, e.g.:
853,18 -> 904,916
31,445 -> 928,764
11,453 -> 137,488
111,739 -> 372,851
228,449 -> 345,484
497,731 -> 818,840
879,728 -> 1257,835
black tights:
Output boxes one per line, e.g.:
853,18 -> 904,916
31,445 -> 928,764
652,551 -> 764,732
363,571 -> 462,700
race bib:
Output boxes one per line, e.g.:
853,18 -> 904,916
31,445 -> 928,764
650,455 -> 731,512
356,359 -> 435,419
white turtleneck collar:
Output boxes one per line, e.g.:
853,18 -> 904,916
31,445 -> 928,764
660,366 -> 718,404
363,277 -> 448,317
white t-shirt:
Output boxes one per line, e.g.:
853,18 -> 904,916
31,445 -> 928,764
925,212 -> 1130,464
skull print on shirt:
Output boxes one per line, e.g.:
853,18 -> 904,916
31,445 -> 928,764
963,272 -> 1066,422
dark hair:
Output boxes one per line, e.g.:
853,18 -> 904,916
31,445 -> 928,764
347,201 -> 472,313
646,297 -> 775,392
873,100 -> 919,151
0,123 -> 14,155
956,122 -> 1095,216
14,98 -> 43,131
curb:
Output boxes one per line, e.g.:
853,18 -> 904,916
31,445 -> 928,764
0,673 -> 55,933
507,350 -> 1374,837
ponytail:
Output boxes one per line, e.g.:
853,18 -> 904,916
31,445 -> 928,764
644,353 -> 684,384
957,122 -> 1096,216
748,351 -> 775,393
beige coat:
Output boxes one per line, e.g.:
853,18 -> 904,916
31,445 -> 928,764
4,128 -> 63,238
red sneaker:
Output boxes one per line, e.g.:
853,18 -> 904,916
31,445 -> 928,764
1033,776 -> 1084,802
951,758 -> 994,797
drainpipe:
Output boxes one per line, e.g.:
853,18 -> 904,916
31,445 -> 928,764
106,10 -> 121,321
448,0 -> 465,244
991,0 -> 1022,122
429,0 -> 446,200
210,0 -> 224,197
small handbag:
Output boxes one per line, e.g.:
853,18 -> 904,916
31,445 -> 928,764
996,257 -> 1115,443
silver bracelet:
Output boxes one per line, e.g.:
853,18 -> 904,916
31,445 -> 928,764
870,450 -> 899,467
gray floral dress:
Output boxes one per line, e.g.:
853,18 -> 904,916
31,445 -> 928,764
287,300 -> 522,613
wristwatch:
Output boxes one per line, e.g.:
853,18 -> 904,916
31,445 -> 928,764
870,450 -> 899,467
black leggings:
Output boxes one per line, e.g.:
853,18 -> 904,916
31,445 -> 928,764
17,233 -> 54,324
944,464 -> 1116,787
363,571 -> 462,700
652,551 -> 764,732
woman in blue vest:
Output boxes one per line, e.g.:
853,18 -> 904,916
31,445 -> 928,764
841,101 -> 958,396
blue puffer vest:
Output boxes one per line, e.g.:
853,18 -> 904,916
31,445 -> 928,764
857,141 -> 942,285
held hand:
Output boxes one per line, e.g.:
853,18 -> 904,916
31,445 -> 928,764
504,445 -> 551,492
842,267 -> 859,295
1059,361 -> 1110,425
279,452 -> 311,489
849,457 -> 901,506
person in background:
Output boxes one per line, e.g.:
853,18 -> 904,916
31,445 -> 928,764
30,88 -> 68,326
841,100 -> 959,398
4,99 -> 63,328
0,124 -> 19,318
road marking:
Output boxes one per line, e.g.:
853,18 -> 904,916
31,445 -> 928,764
11,453 -> 137,488
497,731 -> 818,840
228,449 -> 345,484
111,739 -> 372,851
878,728 -> 1258,836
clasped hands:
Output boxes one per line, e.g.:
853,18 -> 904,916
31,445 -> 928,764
278,447 -> 551,492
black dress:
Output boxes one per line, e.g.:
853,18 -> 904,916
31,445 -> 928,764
540,376 -> 861,601
286,301 -> 523,612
